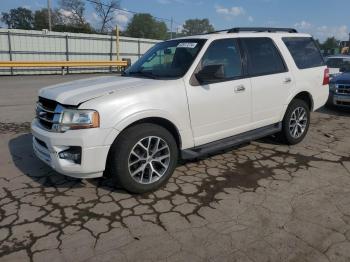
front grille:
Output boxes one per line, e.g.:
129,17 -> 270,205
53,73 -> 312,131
336,101 -> 350,106
36,97 -> 60,130
336,84 -> 350,95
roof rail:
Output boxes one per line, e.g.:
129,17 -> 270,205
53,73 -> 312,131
227,27 -> 298,33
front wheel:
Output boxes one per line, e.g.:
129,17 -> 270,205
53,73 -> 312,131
278,99 -> 310,145
108,123 -> 178,193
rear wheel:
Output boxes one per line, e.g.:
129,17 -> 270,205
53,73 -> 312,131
108,123 -> 178,193
278,99 -> 310,145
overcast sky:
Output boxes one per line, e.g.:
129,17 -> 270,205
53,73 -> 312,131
1,0 -> 350,41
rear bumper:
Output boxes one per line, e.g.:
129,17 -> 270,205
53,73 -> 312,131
31,119 -> 115,179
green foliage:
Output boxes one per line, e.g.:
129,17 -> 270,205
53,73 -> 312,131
33,8 -> 63,30
1,7 -> 34,29
182,18 -> 214,36
320,37 -> 340,50
124,13 -> 168,40
53,24 -> 95,33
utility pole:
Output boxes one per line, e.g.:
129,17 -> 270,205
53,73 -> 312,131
170,17 -> 173,39
47,0 -> 52,31
116,26 -> 120,61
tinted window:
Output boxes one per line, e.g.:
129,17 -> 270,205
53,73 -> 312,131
283,37 -> 324,69
241,38 -> 286,76
200,39 -> 242,79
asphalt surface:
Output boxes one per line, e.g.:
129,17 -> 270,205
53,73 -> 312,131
1,75 -> 350,262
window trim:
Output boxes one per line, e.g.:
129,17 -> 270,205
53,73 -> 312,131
282,37 -> 325,70
190,38 -> 246,86
240,37 -> 289,78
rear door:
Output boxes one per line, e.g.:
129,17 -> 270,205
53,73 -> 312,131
241,37 -> 293,128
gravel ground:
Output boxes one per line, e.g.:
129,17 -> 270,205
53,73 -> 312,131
0,75 -> 350,262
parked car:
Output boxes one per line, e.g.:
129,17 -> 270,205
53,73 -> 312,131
32,27 -> 329,193
325,54 -> 350,77
327,67 -> 350,108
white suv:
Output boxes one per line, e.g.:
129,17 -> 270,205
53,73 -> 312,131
32,27 -> 329,193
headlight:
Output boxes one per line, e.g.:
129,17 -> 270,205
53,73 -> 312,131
329,83 -> 336,91
53,109 -> 100,132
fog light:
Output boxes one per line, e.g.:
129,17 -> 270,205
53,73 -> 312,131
58,147 -> 82,164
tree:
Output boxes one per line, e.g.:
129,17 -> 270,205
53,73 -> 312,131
90,0 -> 120,33
57,0 -> 95,33
33,8 -> 61,30
182,18 -> 214,36
1,7 -> 34,29
124,13 -> 168,40
321,37 -> 340,50
59,0 -> 86,26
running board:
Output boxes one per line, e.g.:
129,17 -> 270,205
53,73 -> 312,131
181,123 -> 282,159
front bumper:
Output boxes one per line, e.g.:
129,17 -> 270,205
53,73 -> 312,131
31,119 -> 114,179
328,92 -> 350,107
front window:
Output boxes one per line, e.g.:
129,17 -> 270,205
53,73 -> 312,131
123,39 -> 206,79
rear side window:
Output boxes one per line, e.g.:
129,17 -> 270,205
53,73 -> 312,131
241,38 -> 287,76
283,37 -> 324,69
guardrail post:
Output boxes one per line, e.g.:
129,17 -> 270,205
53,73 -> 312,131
138,40 -> 141,58
65,35 -> 69,74
7,31 -> 13,75
109,35 -> 113,72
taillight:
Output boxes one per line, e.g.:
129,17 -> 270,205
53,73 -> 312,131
323,68 -> 330,85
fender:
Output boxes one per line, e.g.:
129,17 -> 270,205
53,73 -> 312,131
103,109 -> 194,149
279,89 -> 314,121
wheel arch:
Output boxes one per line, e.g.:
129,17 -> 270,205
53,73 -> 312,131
292,91 -> 314,111
121,117 -> 182,148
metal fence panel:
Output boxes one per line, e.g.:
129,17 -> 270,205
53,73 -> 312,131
0,29 -> 160,75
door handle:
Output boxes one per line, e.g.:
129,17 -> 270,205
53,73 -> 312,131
234,85 -> 246,93
284,77 -> 292,84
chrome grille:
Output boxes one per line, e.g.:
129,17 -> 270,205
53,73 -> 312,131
336,84 -> 350,95
36,97 -> 62,130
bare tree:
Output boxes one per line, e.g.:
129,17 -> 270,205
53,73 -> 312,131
59,0 -> 86,26
91,0 -> 120,33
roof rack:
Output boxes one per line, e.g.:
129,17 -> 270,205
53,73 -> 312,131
227,27 -> 298,33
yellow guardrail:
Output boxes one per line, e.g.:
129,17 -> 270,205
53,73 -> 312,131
0,60 -> 128,68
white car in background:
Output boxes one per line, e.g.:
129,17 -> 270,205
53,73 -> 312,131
32,27 -> 329,193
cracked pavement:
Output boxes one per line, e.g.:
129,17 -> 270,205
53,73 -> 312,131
1,76 -> 350,262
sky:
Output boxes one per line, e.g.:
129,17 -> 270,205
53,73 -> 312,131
1,0 -> 350,42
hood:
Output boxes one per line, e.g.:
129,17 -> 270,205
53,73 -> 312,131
331,72 -> 350,85
39,76 -> 156,105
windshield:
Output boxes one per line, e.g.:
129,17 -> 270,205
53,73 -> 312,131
326,57 -> 350,71
123,39 -> 206,79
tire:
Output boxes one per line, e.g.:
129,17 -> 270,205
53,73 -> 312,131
278,99 -> 310,145
108,123 -> 178,193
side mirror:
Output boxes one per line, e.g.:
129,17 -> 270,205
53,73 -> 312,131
195,64 -> 225,83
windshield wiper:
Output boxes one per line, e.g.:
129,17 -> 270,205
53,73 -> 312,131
125,71 -> 158,79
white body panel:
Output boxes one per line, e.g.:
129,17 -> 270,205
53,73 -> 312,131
32,31 -> 329,179
185,78 -> 252,145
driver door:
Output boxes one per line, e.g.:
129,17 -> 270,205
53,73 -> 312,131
186,38 -> 252,146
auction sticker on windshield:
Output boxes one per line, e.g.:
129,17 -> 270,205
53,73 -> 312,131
177,42 -> 198,48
